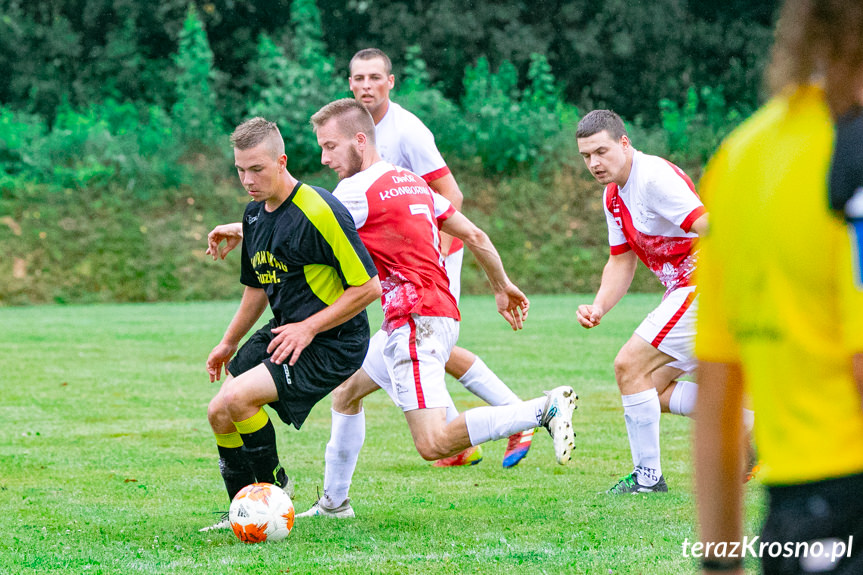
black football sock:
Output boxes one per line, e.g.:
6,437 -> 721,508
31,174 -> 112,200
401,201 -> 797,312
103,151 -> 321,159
234,408 -> 286,487
214,432 -> 255,503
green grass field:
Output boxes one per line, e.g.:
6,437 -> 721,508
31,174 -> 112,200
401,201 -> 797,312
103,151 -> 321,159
1,295 -> 765,574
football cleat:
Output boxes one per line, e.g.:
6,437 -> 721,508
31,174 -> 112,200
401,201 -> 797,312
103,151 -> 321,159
744,441 -> 760,483
607,472 -> 669,495
433,444 -> 484,467
539,386 -> 578,465
502,428 -> 535,468
296,497 -> 355,519
275,466 -> 295,498
199,511 -> 231,532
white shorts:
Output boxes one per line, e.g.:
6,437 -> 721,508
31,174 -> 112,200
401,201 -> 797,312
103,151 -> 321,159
634,285 -> 698,373
444,247 -> 464,304
361,315 -> 460,411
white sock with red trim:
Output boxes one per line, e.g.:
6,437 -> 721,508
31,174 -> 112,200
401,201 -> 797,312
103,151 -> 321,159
458,357 -> 520,406
463,398 -> 546,445
322,409 -> 365,508
622,388 -> 662,486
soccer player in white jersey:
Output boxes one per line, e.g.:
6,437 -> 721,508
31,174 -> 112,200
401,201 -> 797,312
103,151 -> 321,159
575,110 -> 752,494
294,98 -> 576,518
348,48 -> 535,468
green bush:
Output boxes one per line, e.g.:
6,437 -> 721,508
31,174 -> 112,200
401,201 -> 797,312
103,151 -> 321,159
247,0 -> 341,174
659,85 -> 749,168
0,99 -> 192,199
0,106 -> 47,194
171,4 -> 225,150
460,54 -> 580,176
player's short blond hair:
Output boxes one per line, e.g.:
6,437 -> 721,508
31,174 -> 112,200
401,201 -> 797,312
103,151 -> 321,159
310,99 -> 377,146
230,117 -> 285,159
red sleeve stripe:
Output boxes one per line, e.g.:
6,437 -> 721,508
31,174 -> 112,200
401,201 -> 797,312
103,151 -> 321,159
680,206 -> 707,233
423,166 -> 451,183
610,243 -> 631,255
437,204 -> 457,224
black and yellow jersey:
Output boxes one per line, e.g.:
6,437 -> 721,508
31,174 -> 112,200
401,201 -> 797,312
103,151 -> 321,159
696,86 -> 863,484
240,181 -> 378,338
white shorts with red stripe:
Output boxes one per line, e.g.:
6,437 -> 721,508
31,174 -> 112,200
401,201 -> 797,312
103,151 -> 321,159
361,315 -> 460,411
634,285 -> 698,373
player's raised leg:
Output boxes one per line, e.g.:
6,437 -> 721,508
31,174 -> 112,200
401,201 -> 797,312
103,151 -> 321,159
408,386 -> 577,465
442,347 -> 534,468
440,245 -> 534,468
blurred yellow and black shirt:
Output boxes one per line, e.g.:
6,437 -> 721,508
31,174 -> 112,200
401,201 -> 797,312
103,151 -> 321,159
696,85 -> 863,485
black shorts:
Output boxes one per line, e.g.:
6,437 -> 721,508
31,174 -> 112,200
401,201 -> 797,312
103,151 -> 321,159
761,472 -> 863,574
228,318 -> 369,429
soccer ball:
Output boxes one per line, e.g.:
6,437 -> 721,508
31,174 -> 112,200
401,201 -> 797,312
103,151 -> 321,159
229,483 -> 295,543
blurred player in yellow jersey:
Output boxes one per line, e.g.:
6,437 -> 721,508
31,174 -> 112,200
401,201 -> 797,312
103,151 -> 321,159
694,1 -> 863,573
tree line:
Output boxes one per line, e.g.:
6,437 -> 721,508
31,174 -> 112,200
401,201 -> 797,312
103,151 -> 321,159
0,0 -> 781,304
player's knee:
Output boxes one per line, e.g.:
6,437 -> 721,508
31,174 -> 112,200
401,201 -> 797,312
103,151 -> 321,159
207,394 -> 231,428
413,436 -> 450,461
331,382 -> 362,412
414,443 -> 442,461
219,384 -> 253,422
613,351 -> 637,383
614,351 -> 649,393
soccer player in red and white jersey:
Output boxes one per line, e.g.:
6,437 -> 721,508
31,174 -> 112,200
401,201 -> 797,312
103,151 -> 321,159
575,110 -> 752,495
294,98 -> 576,518
348,48 -> 535,468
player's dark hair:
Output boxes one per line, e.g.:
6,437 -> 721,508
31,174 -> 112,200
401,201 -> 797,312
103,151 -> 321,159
768,0 -> 863,115
230,117 -> 285,159
310,98 -> 377,146
350,48 -> 393,75
575,110 -> 628,140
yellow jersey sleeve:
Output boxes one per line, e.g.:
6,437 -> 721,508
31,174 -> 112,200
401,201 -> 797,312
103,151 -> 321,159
694,146 -> 741,363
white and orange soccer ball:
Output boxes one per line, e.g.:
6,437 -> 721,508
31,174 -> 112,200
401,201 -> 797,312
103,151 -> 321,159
228,483 -> 295,543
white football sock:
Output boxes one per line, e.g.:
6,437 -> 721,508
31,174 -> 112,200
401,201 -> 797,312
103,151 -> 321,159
622,388 -> 662,486
667,381 -> 755,433
464,397 -> 546,445
322,409 -> 365,508
742,408 -> 755,433
458,357 -> 520,406
669,380 -> 698,417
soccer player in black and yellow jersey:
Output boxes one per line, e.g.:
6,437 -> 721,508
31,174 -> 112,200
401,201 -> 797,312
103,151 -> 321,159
199,117 -> 380,532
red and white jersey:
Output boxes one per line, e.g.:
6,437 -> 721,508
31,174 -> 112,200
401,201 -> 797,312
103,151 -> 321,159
376,100 -> 464,254
604,151 -> 706,292
376,101 -> 451,183
333,161 -> 461,331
